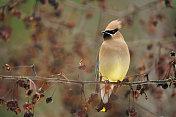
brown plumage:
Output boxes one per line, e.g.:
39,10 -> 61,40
97,19 -> 130,110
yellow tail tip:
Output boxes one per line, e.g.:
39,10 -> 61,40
100,107 -> 106,112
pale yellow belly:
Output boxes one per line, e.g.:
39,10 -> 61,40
99,51 -> 130,82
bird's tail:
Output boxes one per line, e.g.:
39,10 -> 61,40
100,84 -> 114,111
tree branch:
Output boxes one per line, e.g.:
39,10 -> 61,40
0,75 -> 174,86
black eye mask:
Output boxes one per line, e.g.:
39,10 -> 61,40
104,29 -> 118,35
102,29 -> 119,40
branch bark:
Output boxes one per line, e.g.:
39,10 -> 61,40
0,75 -> 174,86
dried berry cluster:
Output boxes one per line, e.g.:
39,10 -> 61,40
0,78 -> 56,117
157,83 -> 169,89
6,100 -> 21,115
0,26 -> 12,42
39,0 -> 59,9
126,105 -> 137,117
16,80 -> 30,90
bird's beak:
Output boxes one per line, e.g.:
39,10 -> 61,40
102,30 -> 112,40
101,31 -> 106,34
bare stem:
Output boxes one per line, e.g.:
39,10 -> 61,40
0,75 -> 174,86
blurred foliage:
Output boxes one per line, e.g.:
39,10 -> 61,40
0,0 -> 176,117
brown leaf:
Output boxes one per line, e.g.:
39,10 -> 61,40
78,59 -> 86,70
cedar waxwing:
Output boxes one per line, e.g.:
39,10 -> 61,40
95,20 -> 130,112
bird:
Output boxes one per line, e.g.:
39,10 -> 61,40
95,19 -> 130,112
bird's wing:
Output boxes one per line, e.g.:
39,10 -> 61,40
95,51 -> 99,93
95,55 -> 99,81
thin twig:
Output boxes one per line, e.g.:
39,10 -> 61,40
64,0 -> 159,18
0,75 -> 174,86
31,64 -> 37,76
32,0 -> 39,17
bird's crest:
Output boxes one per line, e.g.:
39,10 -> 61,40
105,19 -> 122,30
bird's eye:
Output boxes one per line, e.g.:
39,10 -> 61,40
105,29 -> 118,34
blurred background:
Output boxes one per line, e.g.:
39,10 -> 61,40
0,0 -> 176,117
